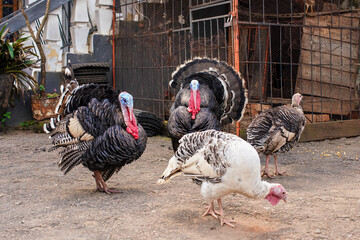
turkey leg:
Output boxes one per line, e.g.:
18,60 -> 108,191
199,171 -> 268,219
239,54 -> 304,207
93,171 -> 122,194
203,201 -> 220,219
262,155 -> 274,178
305,4 -> 309,14
217,199 -> 236,228
274,155 -> 286,176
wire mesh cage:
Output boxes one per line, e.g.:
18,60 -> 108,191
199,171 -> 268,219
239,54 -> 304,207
114,0 -> 360,126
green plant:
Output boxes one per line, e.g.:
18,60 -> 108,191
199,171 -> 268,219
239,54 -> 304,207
19,120 -> 37,130
46,92 -> 59,98
1,111 -> 11,127
32,85 -> 59,99
0,24 -> 38,96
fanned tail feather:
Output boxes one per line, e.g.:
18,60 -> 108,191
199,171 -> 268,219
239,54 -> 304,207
43,80 -> 79,134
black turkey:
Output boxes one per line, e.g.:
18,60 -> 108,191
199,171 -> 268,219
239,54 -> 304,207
45,83 -> 147,194
246,93 -> 306,178
168,58 -> 248,151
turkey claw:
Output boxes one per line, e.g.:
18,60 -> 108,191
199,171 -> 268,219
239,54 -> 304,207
220,217 -> 236,228
261,171 -> 274,179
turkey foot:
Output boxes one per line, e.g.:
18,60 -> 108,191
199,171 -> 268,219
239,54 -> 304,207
261,170 -> 274,179
219,216 -> 236,228
203,201 -> 220,219
275,170 -> 286,176
217,199 -> 236,228
93,171 -> 122,194
96,187 -> 123,194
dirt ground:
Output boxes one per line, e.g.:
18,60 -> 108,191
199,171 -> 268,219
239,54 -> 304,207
0,130 -> 359,240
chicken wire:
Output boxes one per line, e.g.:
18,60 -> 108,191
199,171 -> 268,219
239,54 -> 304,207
115,0 -> 360,124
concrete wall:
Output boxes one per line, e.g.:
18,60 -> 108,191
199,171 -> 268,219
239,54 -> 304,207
7,72 -> 62,126
7,34 -> 112,126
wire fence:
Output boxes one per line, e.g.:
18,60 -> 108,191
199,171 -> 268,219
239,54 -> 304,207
115,0 -> 360,128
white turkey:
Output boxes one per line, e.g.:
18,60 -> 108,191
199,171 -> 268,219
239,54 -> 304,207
158,130 -> 287,228
168,58 -> 248,152
246,93 -> 306,178
45,82 -> 147,194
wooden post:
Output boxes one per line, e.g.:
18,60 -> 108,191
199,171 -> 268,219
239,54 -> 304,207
232,0 -> 241,136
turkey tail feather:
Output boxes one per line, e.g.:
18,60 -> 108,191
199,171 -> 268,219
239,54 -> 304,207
58,141 -> 92,174
101,168 -> 121,182
43,80 -> 80,134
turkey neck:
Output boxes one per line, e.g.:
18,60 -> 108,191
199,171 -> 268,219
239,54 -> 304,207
241,179 -> 272,199
187,89 -> 201,119
121,103 -> 139,139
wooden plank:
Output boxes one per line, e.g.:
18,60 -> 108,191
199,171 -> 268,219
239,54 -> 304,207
301,33 -> 358,60
297,64 -> 356,88
305,13 -> 360,28
300,49 -> 358,74
302,96 -> 357,115
295,79 -> 356,100
304,13 -> 360,45
299,119 -> 360,142
237,119 -> 360,142
304,114 -> 330,124
303,26 -> 359,45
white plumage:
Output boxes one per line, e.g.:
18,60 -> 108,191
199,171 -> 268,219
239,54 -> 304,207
158,130 -> 287,227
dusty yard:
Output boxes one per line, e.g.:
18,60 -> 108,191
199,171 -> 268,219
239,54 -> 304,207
0,130 -> 359,240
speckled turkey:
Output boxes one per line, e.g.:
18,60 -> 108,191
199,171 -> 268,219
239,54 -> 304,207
158,130 -> 287,227
246,93 -> 306,178
168,58 -> 248,152
45,81 -> 147,194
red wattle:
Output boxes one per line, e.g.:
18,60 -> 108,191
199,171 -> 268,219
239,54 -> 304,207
187,90 -> 201,119
125,112 -> 139,139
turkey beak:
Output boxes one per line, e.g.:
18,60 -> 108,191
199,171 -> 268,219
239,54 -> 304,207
282,193 -> 287,203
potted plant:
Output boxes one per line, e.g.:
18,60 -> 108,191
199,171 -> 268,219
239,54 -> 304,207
0,24 -> 38,130
20,0 -> 59,121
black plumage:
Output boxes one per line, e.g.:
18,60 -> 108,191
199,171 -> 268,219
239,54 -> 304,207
246,93 -> 306,178
47,84 -> 147,193
168,58 -> 248,151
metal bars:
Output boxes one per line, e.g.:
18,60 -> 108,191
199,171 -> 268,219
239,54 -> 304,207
114,0 -> 360,124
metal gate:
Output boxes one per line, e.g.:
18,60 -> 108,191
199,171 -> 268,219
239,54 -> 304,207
115,0 -> 360,127
115,0 -> 233,120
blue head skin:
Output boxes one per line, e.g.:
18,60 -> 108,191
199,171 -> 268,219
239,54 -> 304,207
190,80 -> 199,91
119,92 -> 139,139
119,92 -> 134,110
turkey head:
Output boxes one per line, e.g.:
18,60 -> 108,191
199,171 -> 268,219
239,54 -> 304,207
265,184 -> 287,206
119,92 -> 139,139
187,80 -> 201,119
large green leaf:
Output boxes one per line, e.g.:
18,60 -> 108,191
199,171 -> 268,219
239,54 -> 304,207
6,43 -> 14,59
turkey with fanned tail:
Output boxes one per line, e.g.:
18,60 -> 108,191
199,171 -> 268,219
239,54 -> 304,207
167,58 -> 248,152
158,130 -> 287,228
46,83 -> 147,194
246,93 -> 306,178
